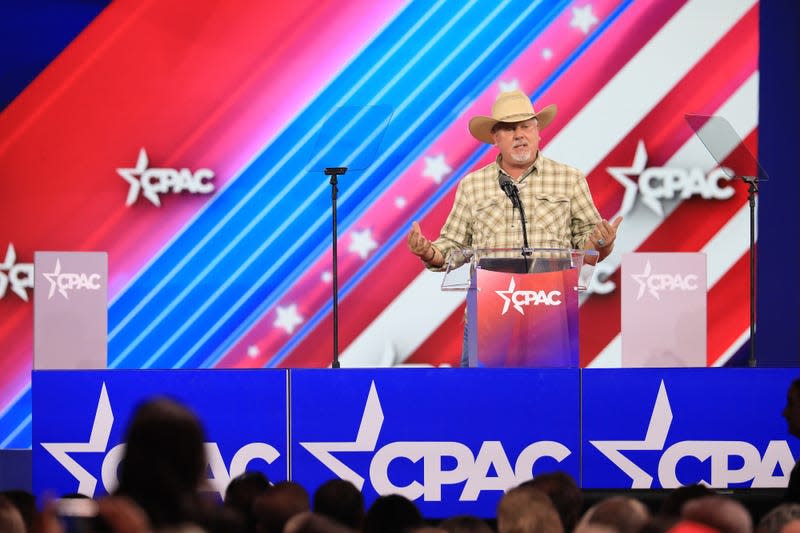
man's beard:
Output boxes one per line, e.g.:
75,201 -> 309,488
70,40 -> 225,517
510,148 -> 532,163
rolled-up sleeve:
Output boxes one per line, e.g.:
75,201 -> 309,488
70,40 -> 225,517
569,172 -> 601,250
429,179 -> 474,272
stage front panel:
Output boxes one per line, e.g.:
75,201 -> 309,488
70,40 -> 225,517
582,368 -> 800,489
32,369 -> 288,500
290,368 -> 580,518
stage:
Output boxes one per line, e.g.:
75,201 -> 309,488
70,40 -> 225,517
28,367 -> 799,518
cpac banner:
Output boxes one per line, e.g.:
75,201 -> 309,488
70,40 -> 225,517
34,251 -> 108,370
621,253 -> 707,367
582,368 -> 799,489
290,368 -> 579,518
32,370 -> 287,499
470,269 -> 579,367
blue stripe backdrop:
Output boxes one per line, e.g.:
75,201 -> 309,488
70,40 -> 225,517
107,0 -> 571,371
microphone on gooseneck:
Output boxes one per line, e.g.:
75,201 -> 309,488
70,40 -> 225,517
498,174 -> 531,257
498,174 -> 520,208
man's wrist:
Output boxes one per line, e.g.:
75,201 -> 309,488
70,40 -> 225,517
422,246 -> 436,263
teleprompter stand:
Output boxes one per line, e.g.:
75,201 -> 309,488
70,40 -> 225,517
686,114 -> 769,367
310,104 -> 393,368
324,167 -> 348,368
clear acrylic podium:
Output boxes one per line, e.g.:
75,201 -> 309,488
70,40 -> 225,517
442,248 -> 597,368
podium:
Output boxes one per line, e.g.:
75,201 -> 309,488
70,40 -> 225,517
442,248 -> 597,368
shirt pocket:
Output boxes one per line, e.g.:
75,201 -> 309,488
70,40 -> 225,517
532,194 -> 570,241
473,197 -> 504,247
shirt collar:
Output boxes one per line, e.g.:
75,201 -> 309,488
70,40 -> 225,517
496,152 -> 541,183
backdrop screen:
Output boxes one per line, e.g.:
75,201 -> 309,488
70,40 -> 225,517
0,0 -> 760,447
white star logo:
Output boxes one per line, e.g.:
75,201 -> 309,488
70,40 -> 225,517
499,79 -> 520,93
631,261 -> 658,300
570,4 -> 598,34
394,197 -> 407,209
422,154 -> 452,185
300,381 -> 384,490
607,140 -> 655,218
321,271 -> 333,283
0,243 -> 19,301
42,259 -> 67,300
116,148 -> 153,207
274,304 -> 303,334
41,383 -> 115,496
247,345 -> 260,358
495,277 -> 522,315
590,380 -> 673,488
349,229 -> 378,260
541,48 -> 554,61
0,243 -> 33,302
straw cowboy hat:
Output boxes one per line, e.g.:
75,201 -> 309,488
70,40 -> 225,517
468,89 -> 557,144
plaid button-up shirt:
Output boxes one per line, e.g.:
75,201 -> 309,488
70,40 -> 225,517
431,153 -> 601,268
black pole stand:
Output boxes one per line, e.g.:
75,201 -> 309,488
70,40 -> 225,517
324,166 -> 348,368
743,175 -> 759,367
684,113 -> 763,367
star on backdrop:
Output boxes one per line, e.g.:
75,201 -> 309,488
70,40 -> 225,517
116,148 -> 150,206
274,303 -> 303,334
606,140 -> 650,217
422,154 -> 452,184
571,4 -> 598,34
499,79 -> 520,92
349,229 -> 378,260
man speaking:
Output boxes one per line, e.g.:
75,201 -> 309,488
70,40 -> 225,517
407,89 -> 621,268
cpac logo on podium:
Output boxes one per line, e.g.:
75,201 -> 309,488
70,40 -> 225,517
608,140 -> 734,217
631,261 -> 699,301
0,244 -> 34,302
590,381 -> 794,488
301,382 -> 571,502
41,383 -> 281,498
495,277 -> 562,315
117,148 -> 215,207
42,259 -> 103,300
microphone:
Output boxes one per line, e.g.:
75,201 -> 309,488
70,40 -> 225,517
498,175 -> 520,207
498,174 -> 531,256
